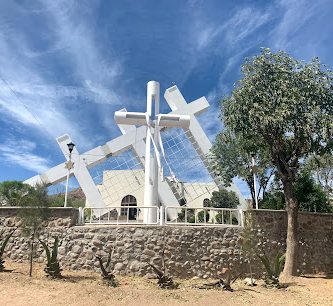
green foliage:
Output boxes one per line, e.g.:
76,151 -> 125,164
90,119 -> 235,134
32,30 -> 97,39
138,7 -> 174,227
95,247 -> 118,287
295,173 -> 331,212
39,237 -> 62,279
215,213 -> 224,224
19,184 -> 50,233
240,213 -> 285,287
197,210 -> 210,223
304,154 -> 333,198
149,263 -> 179,289
261,191 -> 285,210
0,181 -> 33,206
261,172 -> 332,212
221,48 -> 333,275
211,131 -> 274,205
48,189 -> 86,208
19,183 -> 50,277
188,215 -> 195,223
177,208 -> 195,222
209,189 -> 240,209
0,228 -> 15,272
215,212 -> 238,225
221,48 -> 333,196
257,252 -> 285,288
223,49 -> 332,164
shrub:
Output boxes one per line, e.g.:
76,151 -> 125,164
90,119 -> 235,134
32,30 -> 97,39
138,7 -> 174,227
257,252 -> 285,287
19,184 -> 50,277
215,212 -> 238,225
39,236 -> 62,279
178,208 -> 195,223
0,228 -> 15,272
149,263 -> 179,289
240,213 -> 286,288
96,247 -> 118,287
198,266 -> 243,291
197,210 -> 210,223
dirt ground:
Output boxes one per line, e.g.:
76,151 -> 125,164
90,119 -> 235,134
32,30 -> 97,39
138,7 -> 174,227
0,261 -> 332,306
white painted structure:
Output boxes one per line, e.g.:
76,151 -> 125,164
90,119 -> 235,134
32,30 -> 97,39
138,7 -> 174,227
86,169 -> 244,226
114,81 -> 190,223
24,82 -> 246,223
93,169 -> 218,210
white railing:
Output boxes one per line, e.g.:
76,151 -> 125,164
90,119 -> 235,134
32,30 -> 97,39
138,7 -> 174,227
165,206 -> 244,227
82,206 -> 160,225
80,206 -> 244,227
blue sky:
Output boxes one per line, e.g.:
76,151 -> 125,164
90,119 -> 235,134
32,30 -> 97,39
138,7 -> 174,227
0,0 -> 332,197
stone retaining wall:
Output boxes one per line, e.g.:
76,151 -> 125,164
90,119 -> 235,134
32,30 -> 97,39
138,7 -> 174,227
0,208 -> 332,278
249,210 -> 333,274
0,207 -> 78,228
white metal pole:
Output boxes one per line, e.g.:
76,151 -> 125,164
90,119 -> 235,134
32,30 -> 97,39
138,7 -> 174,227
153,81 -> 160,218
64,152 -> 71,208
143,81 -> 160,224
252,156 -> 259,210
64,171 -> 69,207
160,206 -> 164,226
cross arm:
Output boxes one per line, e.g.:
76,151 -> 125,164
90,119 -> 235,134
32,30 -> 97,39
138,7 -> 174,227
24,163 -> 70,186
164,85 -> 209,115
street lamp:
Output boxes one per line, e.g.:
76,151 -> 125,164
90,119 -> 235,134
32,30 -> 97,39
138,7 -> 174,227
64,142 -> 75,207
251,153 -> 259,210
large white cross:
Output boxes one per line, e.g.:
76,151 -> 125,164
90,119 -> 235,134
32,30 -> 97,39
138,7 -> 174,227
24,83 -> 246,213
114,81 -> 190,223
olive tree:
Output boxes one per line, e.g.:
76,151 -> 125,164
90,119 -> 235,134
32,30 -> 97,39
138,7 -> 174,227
220,49 -> 333,277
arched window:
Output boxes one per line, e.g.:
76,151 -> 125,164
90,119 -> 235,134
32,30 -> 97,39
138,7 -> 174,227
121,195 -> 137,220
203,198 -> 210,207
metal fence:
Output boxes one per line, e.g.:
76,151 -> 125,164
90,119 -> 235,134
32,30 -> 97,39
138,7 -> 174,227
79,206 -> 244,227
164,206 -> 244,227
82,206 -> 159,225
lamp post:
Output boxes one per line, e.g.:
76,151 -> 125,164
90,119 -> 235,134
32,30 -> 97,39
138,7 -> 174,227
64,142 -> 75,207
251,153 -> 259,210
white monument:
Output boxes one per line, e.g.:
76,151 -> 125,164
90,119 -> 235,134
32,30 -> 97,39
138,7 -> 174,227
114,81 -> 190,223
24,81 -> 246,223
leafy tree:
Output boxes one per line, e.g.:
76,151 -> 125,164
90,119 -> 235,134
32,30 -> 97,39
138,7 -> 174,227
260,191 -> 285,210
262,173 -> 332,212
295,173 -> 331,213
0,181 -> 33,206
304,154 -> 333,198
220,49 -> 333,277
19,184 -> 50,277
211,131 -> 275,206
208,189 -> 240,209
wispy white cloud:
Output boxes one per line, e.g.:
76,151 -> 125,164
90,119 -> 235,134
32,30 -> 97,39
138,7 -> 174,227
0,0 -> 126,150
43,0 -> 122,87
223,7 -> 271,48
193,6 -> 272,51
0,139 -> 51,173
272,0 -> 320,51
196,24 -> 224,50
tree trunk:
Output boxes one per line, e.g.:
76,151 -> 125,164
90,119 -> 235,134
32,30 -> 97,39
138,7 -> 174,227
29,228 -> 35,277
281,179 -> 298,278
